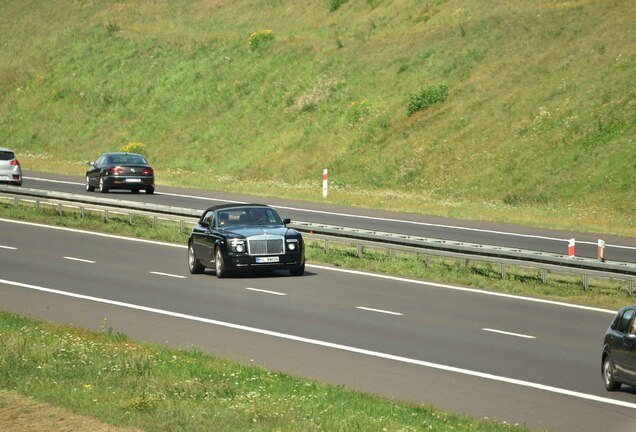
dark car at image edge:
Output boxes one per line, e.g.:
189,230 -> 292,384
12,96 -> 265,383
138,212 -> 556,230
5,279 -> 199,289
602,304 -> 636,391
188,204 -> 305,278
85,152 -> 154,194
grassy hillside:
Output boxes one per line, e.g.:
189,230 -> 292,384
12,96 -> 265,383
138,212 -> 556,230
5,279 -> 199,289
1,0 -> 634,235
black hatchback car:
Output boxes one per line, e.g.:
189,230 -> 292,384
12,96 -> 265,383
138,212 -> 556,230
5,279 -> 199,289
86,152 -> 154,194
602,305 -> 636,391
188,204 -> 305,278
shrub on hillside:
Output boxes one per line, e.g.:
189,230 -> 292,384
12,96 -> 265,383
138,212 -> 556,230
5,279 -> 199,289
120,142 -> 146,155
406,84 -> 448,116
248,29 -> 274,52
327,0 -> 348,12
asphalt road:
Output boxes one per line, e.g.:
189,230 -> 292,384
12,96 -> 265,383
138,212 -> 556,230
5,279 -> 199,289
21,171 -> 636,263
1,218 -> 636,431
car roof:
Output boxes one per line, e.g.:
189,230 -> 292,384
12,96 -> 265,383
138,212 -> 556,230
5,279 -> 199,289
98,152 -> 145,157
0,147 -> 15,152
203,203 -> 272,213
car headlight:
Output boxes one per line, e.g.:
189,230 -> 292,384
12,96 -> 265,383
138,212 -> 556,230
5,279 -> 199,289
286,238 -> 298,251
230,239 -> 246,253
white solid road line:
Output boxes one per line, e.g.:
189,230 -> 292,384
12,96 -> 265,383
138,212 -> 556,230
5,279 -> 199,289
356,306 -> 404,316
482,328 -> 536,339
0,245 -> 17,250
1,276 -> 635,411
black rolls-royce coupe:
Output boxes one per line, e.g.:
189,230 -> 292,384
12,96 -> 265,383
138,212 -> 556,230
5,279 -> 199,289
188,204 -> 305,278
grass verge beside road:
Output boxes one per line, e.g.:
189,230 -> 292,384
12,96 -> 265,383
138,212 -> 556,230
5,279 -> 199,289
0,312 -> 529,432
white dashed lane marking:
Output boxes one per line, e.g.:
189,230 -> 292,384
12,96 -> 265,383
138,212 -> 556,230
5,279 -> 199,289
483,328 -> 536,339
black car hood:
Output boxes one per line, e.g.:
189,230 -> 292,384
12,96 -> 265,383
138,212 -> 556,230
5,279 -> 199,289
221,226 -> 292,237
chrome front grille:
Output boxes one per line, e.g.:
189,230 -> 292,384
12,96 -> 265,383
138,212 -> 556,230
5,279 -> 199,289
247,235 -> 284,255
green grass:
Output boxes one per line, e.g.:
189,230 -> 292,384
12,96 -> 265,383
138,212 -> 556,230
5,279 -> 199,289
0,312 -> 529,432
0,0 -> 634,237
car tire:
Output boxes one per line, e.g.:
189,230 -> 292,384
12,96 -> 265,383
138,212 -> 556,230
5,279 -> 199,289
146,186 -> 155,194
290,263 -> 305,276
188,241 -> 204,274
85,176 -> 95,192
603,355 -> 621,391
98,175 -> 108,193
215,247 -> 227,279
131,189 -> 140,194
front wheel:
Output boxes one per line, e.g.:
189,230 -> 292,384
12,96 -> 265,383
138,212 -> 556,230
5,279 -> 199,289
603,355 -> 621,391
146,186 -> 155,194
188,242 -> 204,274
215,247 -> 227,279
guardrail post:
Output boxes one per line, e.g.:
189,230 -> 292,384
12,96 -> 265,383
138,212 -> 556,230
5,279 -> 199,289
35,200 -> 39,210
14,197 -> 18,208
56,204 -> 63,216
582,274 -> 589,290
104,209 -> 109,223
179,219 -> 184,233
628,280 -> 633,297
500,263 -> 506,279
128,213 -> 133,225
80,207 -> 84,218
324,239 -> 329,254
153,216 -> 157,227
541,269 -> 548,284
357,244 -> 363,257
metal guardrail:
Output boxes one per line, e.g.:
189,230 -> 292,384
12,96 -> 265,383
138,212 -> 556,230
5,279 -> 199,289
1,185 -> 634,294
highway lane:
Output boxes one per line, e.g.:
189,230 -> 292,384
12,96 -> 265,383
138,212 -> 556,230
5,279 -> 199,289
1,218 -> 636,431
22,171 -> 636,263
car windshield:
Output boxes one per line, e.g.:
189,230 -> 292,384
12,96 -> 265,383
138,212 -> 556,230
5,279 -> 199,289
217,207 -> 283,227
0,151 -> 15,161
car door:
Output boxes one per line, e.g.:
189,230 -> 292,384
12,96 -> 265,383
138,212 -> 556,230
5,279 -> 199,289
612,308 -> 636,383
87,155 -> 105,185
191,211 -> 214,260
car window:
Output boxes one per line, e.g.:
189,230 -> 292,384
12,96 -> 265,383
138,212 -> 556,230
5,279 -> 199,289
125,155 -> 146,164
0,151 -> 15,161
617,309 -> 636,334
216,211 -> 230,227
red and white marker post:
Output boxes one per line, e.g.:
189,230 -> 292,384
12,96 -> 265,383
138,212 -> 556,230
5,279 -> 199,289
568,238 -> 576,258
598,239 -> 606,262
322,168 -> 328,198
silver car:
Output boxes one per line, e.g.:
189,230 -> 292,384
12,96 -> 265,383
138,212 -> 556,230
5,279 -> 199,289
0,148 -> 22,186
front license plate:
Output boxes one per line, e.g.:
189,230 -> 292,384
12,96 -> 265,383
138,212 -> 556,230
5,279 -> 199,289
0,175 -> 10,181
256,256 -> 279,263
126,178 -> 142,183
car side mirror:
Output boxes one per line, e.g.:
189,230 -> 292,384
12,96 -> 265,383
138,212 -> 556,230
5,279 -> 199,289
200,220 -> 210,228
624,333 -> 636,341
87,161 -> 94,166
283,218 -> 291,225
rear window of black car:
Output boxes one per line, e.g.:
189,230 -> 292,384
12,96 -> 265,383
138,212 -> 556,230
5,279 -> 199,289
0,151 -> 15,161
108,155 -> 147,165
